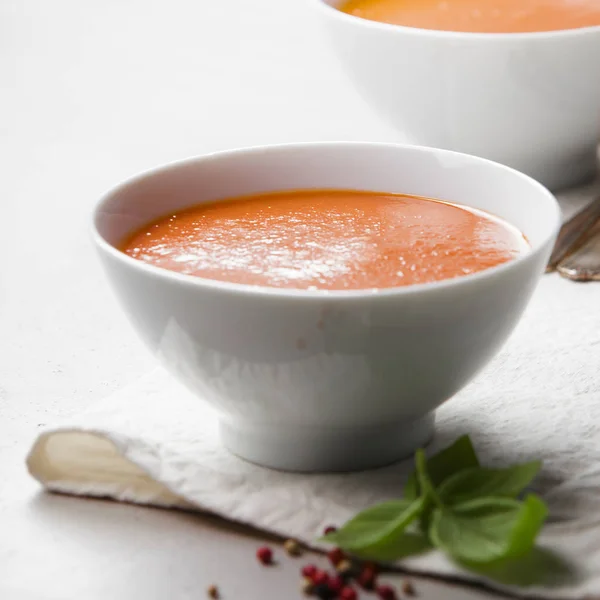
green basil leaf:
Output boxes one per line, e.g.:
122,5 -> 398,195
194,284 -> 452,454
413,448 -> 443,533
353,532 -> 432,562
321,498 -> 424,552
439,461 -> 542,505
404,435 -> 479,500
414,448 -> 438,500
460,547 -> 576,588
430,494 -> 548,564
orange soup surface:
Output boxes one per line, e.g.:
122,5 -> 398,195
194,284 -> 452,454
121,190 -> 527,291
339,0 -> 600,33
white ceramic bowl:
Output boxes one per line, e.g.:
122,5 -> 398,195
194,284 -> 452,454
313,1 -> 600,191
93,142 -> 559,472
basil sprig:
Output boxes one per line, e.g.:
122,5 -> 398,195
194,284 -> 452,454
321,435 -> 547,571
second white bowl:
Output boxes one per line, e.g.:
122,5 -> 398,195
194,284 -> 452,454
314,0 -> 600,190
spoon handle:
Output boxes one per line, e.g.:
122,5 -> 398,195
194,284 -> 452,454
546,195 -> 600,273
557,218 -> 600,281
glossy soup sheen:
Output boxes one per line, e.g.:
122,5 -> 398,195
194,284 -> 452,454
120,189 -> 528,291
338,0 -> 600,33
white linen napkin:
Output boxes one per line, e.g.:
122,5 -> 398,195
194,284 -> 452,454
27,184 -> 600,599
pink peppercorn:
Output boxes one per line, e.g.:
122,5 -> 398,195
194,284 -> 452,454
328,575 -> 345,594
376,585 -> 397,600
357,565 -> 377,590
324,525 -> 338,535
340,587 -> 357,600
327,548 -> 345,566
363,561 -> 379,575
256,546 -> 273,565
302,564 -> 318,579
313,570 -> 329,586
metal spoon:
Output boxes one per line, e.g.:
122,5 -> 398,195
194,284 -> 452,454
546,194 -> 600,273
557,217 -> 600,281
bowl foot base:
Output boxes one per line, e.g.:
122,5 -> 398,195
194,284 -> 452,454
220,414 -> 435,473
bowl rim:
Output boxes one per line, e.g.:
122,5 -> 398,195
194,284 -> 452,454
91,141 -> 561,300
311,0 -> 600,41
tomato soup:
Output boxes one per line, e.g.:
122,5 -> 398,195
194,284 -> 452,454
338,0 -> 600,33
120,189 -> 527,290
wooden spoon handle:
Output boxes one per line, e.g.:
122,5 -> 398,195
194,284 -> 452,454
557,218 -> 600,281
546,195 -> 600,272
